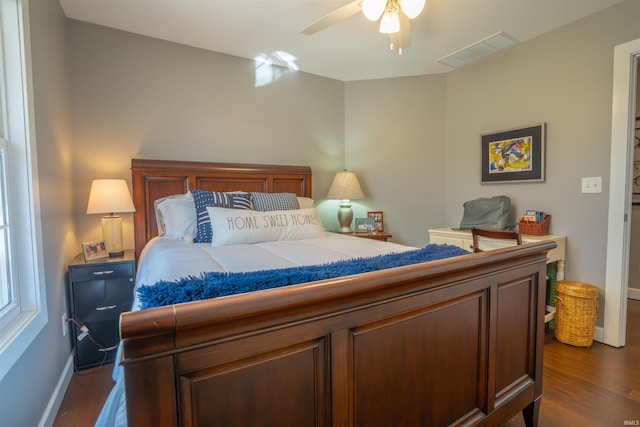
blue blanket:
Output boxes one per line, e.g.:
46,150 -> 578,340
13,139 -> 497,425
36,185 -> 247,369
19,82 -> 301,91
137,244 -> 469,309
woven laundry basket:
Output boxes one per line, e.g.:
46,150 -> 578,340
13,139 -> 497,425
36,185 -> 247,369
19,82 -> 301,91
554,281 -> 599,347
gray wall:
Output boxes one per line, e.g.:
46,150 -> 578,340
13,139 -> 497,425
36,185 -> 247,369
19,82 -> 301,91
69,21 -> 346,244
443,1 -> 640,303
343,0 -> 640,326
344,75 -> 447,246
0,0 -> 76,426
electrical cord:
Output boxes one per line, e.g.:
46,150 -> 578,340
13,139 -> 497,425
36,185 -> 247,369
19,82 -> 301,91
66,316 -> 115,369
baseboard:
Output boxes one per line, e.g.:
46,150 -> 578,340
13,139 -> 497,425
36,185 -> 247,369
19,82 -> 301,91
38,353 -> 74,427
593,325 -> 604,344
628,287 -> 640,300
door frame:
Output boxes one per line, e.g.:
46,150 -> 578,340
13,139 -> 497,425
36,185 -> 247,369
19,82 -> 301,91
604,38 -> 640,347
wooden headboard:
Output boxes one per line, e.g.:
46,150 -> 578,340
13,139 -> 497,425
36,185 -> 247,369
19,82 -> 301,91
131,159 -> 312,260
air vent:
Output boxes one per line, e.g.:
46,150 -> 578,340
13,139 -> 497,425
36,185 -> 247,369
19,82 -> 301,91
437,31 -> 519,69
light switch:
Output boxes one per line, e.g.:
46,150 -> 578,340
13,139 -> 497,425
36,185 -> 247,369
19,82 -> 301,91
581,177 -> 602,193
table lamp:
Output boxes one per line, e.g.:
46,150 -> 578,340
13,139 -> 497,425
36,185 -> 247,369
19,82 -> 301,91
86,179 -> 136,257
326,170 -> 365,233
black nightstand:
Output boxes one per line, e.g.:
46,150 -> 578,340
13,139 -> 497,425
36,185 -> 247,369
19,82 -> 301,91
67,250 -> 135,370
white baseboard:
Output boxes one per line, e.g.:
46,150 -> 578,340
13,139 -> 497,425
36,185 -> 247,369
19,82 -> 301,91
591,292 -> 638,343
593,325 -> 604,343
39,353 -> 74,427
628,287 -> 640,300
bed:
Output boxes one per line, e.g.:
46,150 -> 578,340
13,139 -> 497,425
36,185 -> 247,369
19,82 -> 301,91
107,159 -> 555,426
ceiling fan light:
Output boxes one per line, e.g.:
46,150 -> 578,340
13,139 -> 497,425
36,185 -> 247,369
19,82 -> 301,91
400,0 -> 425,19
379,11 -> 400,33
362,0 -> 386,21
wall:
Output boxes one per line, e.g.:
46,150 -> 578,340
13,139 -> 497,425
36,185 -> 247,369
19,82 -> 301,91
0,0 -> 76,426
68,21 -> 346,244
443,0 -> 640,324
344,75 -> 447,247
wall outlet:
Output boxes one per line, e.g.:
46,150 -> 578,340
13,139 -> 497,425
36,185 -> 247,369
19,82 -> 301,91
581,176 -> 602,193
62,313 -> 67,337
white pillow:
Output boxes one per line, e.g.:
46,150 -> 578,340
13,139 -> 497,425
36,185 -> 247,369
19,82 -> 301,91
297,197 -> 315,209
207,207 -> 327,247
155,193 -> 186,235
155,192 -> 197,241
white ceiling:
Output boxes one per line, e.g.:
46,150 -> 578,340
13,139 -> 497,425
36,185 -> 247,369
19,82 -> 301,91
58,0 -> 623,82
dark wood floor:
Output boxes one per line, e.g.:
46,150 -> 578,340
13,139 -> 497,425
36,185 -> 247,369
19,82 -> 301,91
52,362 -> 114,427
53,300 -> 640,426
506,298 -> 640,427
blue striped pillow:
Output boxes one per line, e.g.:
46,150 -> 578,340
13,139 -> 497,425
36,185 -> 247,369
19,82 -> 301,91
251,192 -> 300,211
191,190 -> 252,243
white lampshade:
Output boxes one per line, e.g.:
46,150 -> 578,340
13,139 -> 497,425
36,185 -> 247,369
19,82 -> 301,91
362,0 -> 386,21
400,0 -> 425,19
87,179 -> 136,214
327,171 -> 365,233
379,10 -> 400,34
326,171 -> 365,201
86,179 -> 135,257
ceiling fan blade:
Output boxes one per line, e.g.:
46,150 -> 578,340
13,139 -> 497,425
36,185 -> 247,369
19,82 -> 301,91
389,12 -> 411,52
301,1 -> 362,35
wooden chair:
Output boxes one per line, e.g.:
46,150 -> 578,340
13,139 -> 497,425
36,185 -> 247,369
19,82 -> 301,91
470,227 -> 555,323
470,227 -> 522,253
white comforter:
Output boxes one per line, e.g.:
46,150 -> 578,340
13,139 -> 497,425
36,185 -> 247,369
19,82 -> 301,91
134,233 -> 416,307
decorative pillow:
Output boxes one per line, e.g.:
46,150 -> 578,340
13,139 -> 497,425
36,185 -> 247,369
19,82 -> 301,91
155,194 -> 179,236
251,192 -> 300,211
297,197 -> 315,209
207,207 -> 327,247
191,189 -> 252,243
155,192 -> 197,241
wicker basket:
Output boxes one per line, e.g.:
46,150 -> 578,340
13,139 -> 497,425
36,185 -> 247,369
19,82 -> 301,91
554,281 -> 599,347
518,214 -> 551,235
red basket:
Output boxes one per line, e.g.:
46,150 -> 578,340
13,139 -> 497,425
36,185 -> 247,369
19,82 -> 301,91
518,214 -> 551,235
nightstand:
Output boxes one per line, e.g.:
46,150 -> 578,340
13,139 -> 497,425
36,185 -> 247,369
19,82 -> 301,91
346,232 -> 392,241
67,250 -> 135,370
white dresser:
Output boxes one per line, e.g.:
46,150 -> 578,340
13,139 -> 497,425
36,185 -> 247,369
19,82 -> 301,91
428,227 -> 567,324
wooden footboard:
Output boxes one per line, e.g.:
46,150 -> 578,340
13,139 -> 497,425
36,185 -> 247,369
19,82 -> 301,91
120,241 -> 554,427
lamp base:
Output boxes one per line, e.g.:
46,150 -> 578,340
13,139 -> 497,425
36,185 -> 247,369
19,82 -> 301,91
337,201 -> 354,233
102,214 -> 124,257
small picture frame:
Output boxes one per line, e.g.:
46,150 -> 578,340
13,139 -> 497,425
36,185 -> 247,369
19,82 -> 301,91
355,218 -> 374,233
82,240 -> 108,261
367,211 -> 384,232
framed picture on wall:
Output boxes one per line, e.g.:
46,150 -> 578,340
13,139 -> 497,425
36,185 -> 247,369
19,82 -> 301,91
367,211 -> 384,232
481,123 -> 546,184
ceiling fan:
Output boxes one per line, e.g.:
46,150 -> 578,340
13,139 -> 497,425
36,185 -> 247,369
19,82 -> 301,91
300,0 -> 426,54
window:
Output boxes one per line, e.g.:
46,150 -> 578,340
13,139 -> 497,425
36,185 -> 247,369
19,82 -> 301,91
0,140 -> 14,326
0,0 -> 47,381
